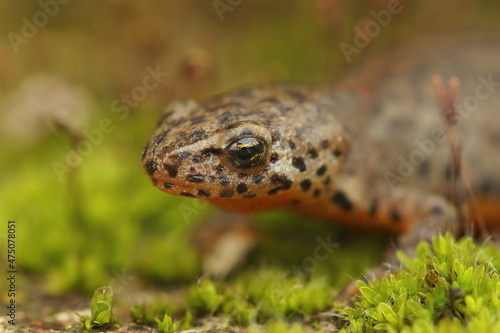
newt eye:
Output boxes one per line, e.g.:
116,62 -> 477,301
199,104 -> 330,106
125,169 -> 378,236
225,136 -> 268,171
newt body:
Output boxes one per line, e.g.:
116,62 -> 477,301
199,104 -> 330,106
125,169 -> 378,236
142,35 -> 500,241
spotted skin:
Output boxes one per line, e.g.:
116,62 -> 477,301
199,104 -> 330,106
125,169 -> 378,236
142,35 -> 500,243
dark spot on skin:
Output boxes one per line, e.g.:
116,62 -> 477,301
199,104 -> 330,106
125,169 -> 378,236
333,149 -> 342,157
142,143 -> 150,161
209,175 -> 216,182
190,116 -> 206,125
390,208 -> 403,223
291,199 -> 301,205
275,104 -> 293,114
220,188 -> 235,198
300,179 -> 312,192
480,178 -> 492,193
219,176 -> 230,186
215,165 -> 224,173
217,112 -> 234,124
288,141 -> 296,149
163,162 -> 178,178
259,97 -> 280,104
201,147 -> 223,156
368,200 -> 377,215
270,153 -> 279,163
267,175 -> 292,195
178,151 -> 191,160
253,174 -> 264,185
308,148 -> 318,159
292,157 -> 306,172
445,165 -> 452,181
187,174 -> 205,183
157,111 -> 173,126
198,189 -> 211,197
189,129 -> 207,142
286,90 -> 305,103
271,174 -> 282,184
181,192 -> 196,198
269,174 -> 292,188
418,160 -> 429,177
193,156 -> 202,163
163,182 -> 174,189
151,134 -> 166,150
271,131 -> 281,143
243,192 -> 257,198
238,173 -> 248,179
268,187 -> 281,195
323,176 -> 331,186
432,205 -> 444,215
331,191 -> 353,211
169,117 -> 184,128
316,165 -> 327,176
282,179 -> 293,190
237,183 -> 248,194
321,140 -> 329,149
152,179 -> 157,185
145,159 -> 157,175
313,189 -> 321,198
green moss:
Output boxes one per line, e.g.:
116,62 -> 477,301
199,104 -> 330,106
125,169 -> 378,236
156,313 -> 181,333
341,233 -> 500,332
80,286 -> 118,331
129,234 -> 500,332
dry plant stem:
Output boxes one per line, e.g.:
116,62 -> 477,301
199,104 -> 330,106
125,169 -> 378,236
432,75 -> 489,240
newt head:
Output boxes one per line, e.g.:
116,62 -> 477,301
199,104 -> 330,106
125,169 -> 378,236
141,87 -> 348,213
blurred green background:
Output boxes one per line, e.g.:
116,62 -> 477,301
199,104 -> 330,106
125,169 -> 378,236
1,0 -> 499,314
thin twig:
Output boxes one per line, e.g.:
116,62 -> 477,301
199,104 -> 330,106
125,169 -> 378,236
431,75 -> 490,240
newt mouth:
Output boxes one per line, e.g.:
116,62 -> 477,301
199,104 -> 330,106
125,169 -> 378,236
154,180 -> 199,198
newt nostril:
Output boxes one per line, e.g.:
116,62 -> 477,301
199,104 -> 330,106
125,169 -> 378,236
166,153 -> 181,165
165,150 -> 191,166
163,155 -> 180,178
163,151 -> 191,179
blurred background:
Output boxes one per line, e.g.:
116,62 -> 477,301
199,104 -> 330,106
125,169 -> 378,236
1,0 -> 500,327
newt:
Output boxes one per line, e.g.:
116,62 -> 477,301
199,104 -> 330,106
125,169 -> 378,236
141,34 -> 500,276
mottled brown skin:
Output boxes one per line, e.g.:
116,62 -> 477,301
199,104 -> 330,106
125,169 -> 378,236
142,35 -> 500,256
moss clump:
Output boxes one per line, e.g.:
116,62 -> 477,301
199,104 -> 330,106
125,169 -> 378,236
341,233 -> 500,332
111,234 -> 500,332
186,269 -> 335,325
80,286 -> 118,331
156,313 -> 181,333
